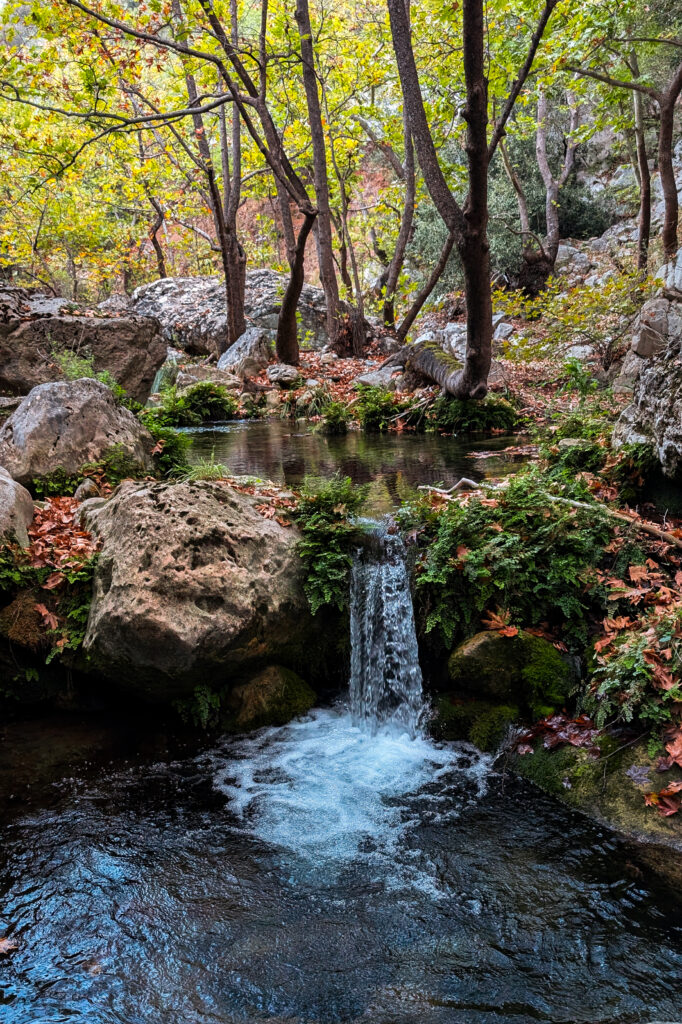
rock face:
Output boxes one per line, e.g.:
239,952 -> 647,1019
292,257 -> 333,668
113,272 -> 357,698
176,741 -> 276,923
0,379 -> 155,487
82,479 -> 322,700
266,363 -> 301,387
131,269 -> 329,355
217,327 -> 273,377
0,467 -> 33,545
447,630 -> 578,716
175,365 -> 243,392
0,286 -> 166,402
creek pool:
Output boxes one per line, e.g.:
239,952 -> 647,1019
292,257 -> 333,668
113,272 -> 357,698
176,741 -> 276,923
1,710 -> 682,1024
182,420 -> 524,513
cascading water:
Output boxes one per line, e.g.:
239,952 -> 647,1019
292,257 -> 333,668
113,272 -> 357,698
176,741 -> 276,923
349,524 -> 425,736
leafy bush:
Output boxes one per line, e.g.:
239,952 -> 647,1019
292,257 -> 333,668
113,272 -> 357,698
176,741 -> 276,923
559,357 -> 599,397
352,385 -> 407,432
52,348 -> 140,411
426,394 -> 519,434
291,474 -> 368,613
146,423 -> 191,477
141,382 -> 238,428
398,469 -> 615,650
583,607 -> 682,728
317,401 -> 351,435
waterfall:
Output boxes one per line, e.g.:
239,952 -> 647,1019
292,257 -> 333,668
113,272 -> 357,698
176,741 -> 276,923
349,524 -> 425,737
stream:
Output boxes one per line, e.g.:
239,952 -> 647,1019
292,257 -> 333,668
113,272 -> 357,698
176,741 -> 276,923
2,428 -> 682,1023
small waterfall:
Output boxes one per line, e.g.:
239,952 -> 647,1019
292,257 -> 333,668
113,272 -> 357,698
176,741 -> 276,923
349,524 -> 425,737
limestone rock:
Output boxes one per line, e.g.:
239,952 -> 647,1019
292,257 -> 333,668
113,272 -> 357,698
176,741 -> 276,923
0,379 -> 155,487
217,327 -> 273,378
266,363 -> 301,387
447,630 -> 578,716
82,478 -> 322,699
0,466 -> 33,545
175,365 -> 243,391
354,365 -> 401,389
131,269 -> 329,355
0,285 -> 165,402
226,665 -> 316,730
612,323 -> 682,478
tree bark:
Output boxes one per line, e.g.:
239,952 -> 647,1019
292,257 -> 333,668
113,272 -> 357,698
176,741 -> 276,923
397,231 -> 455,341
632,62 -> 651,270
659,72 -> 682,259
276,212 -> 317,363
535,89 -> 579,268
295,0 -> 340,344
148,197 -> 167,279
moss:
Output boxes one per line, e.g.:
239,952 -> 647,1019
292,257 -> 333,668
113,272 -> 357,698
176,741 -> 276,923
224,665 -> 316,732
447,630 -> 576,717
432,696 -> 519,752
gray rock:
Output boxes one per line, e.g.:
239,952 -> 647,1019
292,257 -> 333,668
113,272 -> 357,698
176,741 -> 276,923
632,297 -> 677,358
555,245 -> 592,275
655,249 -> 682,297
0,466 -> 33,545
175,365 -> 243,391
266,363 -> 301,387
613,324 -> 682,477
0,285 -> 165,403
0,379 -> 155,487
493,322 -> 514,342
82,478 -> 324,699
131,269 -> 329,356
565,344 -> 596,360
354,365 -> 401,389
73,477 -> 101,502
217,327 -> 273,378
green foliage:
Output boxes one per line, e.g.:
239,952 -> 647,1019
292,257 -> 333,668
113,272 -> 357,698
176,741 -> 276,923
30,443 -> 148,496
559,357 -> 599,397
583,608 -> 682,729
174,683 -> 221,730
352,385 -> 408,432
31,468 -> 82,498
185,451 -> 228,480
317,400 -> 351,435
426,394 -> 519,434
141,382 -> 238,428
281,383 -> 332,419
291,474 -> 368,614
146,423 -> 191,477
399,469 -> 614,650
52,348 -> 139,410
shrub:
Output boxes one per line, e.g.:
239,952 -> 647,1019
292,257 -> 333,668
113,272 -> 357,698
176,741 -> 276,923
141,382 -> 238,428
317,401 -> 351,435
146,423 -> 191,477
291,474 -> 368,613
352,385 -> 407,432
398,469 -> 615,650
426,394 -> 519,434
186,452 -> 229,481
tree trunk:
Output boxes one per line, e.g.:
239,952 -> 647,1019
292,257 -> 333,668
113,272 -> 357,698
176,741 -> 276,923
148,198 -> 167,279
276,212 -> 317,363
633,80 -> 651,271
397,231 -> 455,341
659,88 -> 681,260
295,0 -> 340,344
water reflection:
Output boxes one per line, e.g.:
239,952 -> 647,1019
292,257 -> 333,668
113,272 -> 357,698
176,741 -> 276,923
184,421 -> 523,512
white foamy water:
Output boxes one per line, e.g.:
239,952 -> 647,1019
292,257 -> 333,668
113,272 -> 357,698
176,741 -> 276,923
212,707 -> 490,885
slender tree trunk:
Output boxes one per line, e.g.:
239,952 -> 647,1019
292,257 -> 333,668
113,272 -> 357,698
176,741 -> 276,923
276,212 -> 317,363
295,0 -> 340,344
632,73 -> 651,271
397,231 -> 456,341
148,198 -> 167,278
659,87 -> 681,259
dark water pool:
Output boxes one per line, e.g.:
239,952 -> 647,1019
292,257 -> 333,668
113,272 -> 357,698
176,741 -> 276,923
183,421 -> 524,513
1,710 -> 682,1024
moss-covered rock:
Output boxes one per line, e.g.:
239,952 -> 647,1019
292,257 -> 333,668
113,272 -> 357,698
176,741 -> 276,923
225,665 -> 316,731
509,736 -> 682,885
431,696 -> 519,752
448,630 -> 578,717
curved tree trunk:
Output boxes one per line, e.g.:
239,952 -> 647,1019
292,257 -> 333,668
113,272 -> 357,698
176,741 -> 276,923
659,87 -> 681,260
632,78 -> 651,271
276,211 -> 317,363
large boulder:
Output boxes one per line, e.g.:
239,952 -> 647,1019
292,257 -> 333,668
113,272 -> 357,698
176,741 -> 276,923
0,286 -> 166,402
82,479 -> 324,700
130,269 -> 329,355
217,327 -> 273,378
0,379 -> 155,487
226,665 -> 316,730
0,467 -> 33,545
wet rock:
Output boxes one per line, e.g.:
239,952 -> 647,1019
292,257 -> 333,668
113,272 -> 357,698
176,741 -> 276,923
217,327 -> 273,378
266,363 -> 301,388
447,630 -> 578,716
0,379 -> 155,487
131,270 -> 329,355
226,665 -> 316,730
0,285 -> 165,403
82,479 -> 325,700
0,466 -> 33,545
